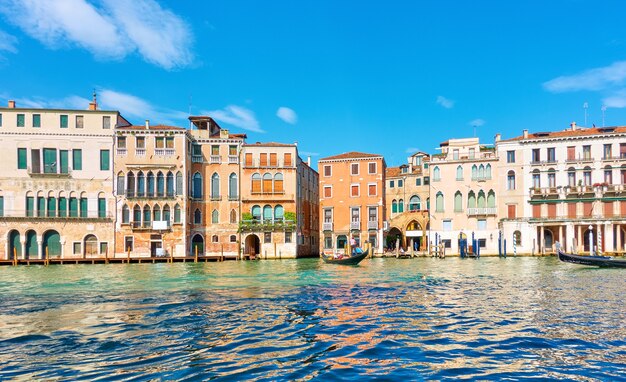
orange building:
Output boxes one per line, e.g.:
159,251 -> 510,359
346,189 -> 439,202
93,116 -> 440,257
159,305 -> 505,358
318,152 -> 386,255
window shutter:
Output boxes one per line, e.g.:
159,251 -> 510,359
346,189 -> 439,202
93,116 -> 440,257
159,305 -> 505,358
69,198 -> 78,217
80,198 -> 88,218
100,150 -> 110,171
269,153 -> 277,166
73,149 -> 82,170
245,153 -> 252,166
58,197 -> 67,217
284,153 -> 292,166
17,148 -> 27,169
368,184 -> 376,196
60,150 -> 69,174
260,153 -> 268,167
98,198 -> 106,218
568,203 -> 576,218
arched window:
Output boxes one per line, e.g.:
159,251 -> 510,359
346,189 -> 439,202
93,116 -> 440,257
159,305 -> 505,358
251,205 -> 261,221
153,204 -> 161,221
211,173 -> 220,199
433,166 -> 441,181
212,209 -> 219,223
392,199 -> 398,213
426,197 -> 430,210
604,165 -> 613,184
409,196 -> 421,211
514,230 -> 521,246
166,171 -> 174,197
230,235 -> 237,243
467,191 -> 476,209
486,164 -> 492,179
478,164 -> 485,179
117,172 -> 125,195
456,165 -> 463,180
477,190 -> 486,208
174,204 -> 181,223
507,170 -> 516,190
157,171 -> 165,196
487,190 -> 496,208
137,171 -> 145,197
230,209 -> 237,223
147,171 -> 155,197
133,204 -> 141,226
263,205 -> 272,222
471,165 -> 477,180
435,192 -> 444,212
229,173 -> 238,199
194,209 -> 202,224
274,173 -> 284,193
567,167 -> 576,187
163,204 -> 171,222
263,173 -> 272,192
454,191 -> 462,212
398,199 -> 404,213
143,205 -> 151,227
127,171 -> 136,197
583,166 -> 592,186
251,173 -> 261,193
532,169 -> 541,188
122,205 -> 130,223
192,172 -> 202,198
212,235 -> 219,243
274,205 -> 284,221
175,171 -> 183,196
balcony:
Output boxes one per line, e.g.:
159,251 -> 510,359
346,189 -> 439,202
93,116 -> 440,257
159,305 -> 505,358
467,207 -> 497,216
602,155 -> 626,162
0,210 -> 113,221
210,155 -> 221,164
125,191 -> 176,200
136,148 -> 146,156
116,148 -> 127,156
350,221 -> 361,230
367,221 -> 378,230
530,159 -> 558,166
243,159 -> 288,168
227,194 -> 239,201
323,222 -> 333,231
27,166 -> 71,178
471,176 -> 492,182
565,156 -> 594,164
228,155 -> 239,164
210,195 -> 222,201
155,149 -> 175,157
192,155 -> 203,163
239,219 -> 295,232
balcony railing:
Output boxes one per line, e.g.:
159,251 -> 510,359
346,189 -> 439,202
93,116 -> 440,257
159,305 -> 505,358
155,149 -> 175,157
467,207 -> 497,216
136,148 -> 146,156
192,155 -> 203,163
530,159 -> 558,166
565,156 -> 593,163
471,175 -> 492,182
27,166 -> 71,178
243,159 -> 289,168
228,155 -> 239,164
350,221 -> 360,230
210,155 -> 221,164
0,210 -> 113,220
239,219 -> 296,232
116,148 -> 127,156
323,222 -> 333,231
367,221 -> 378,230
602,155 -> 626,161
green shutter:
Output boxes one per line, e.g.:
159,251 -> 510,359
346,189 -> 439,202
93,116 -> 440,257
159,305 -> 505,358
80,198 -> 88,218
69,197 -> 78,217
174,206 -> 181,223
47,197 -> 56,217
33,114 -> 41,128
0,113 -> 3,127
17,114 -> 24,127
60,115 -> 68,128
60,150 -> 69,174
98,198 -> 106,218
100,150 -> 110,171
58,197 -> 67,217
26,197 -> 34,217
37,197 -> 45,217
73,149 -> 82,170
0,196 -> 3,217
17,148 -> 27,169
43,148 -> 57,173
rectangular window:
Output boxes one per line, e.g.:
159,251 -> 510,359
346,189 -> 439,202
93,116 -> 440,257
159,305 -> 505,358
208,145 -> 218,156
442,219 -> 452,231
368,162 -> 376,174
567,146 -> 575,160
76,115 -> 83,129
568,203 -> 577,218
73,242 -> 81,255
424,177 -> 430,185
416,178 -> 421,186
350,184 -> 359,197
32,114 -> 41,128
621,143 -> 626,158
269,153 -> 277,166
398,179 -> 403,187
603,144 -> 612,159
117,136 -> 126,148
0,196 -> 3,217
478,239 -> 486,248
583,145 -> 591,160
285,231 -> 292,243
324,208 -> 332,222
102,116 -> 111,129
245,153 -> 252,166
477,219 -> 487,230
165,137 -> 174,149
547,147 -> 556,162
583,202 -> 593,216
548,173 -> 556,188
17,113 -> 25,127
507,204 -> 516,219
605,169 -> 613,184
136,136 -> 145,149
323,165 -> 331,177
284,153 -> 292,166
17,148 -> 27,169
60,115 -> 68,128
324,236 -> 332,249
547,203 -> 557,218
324,186 -> 332,198
368,207 -> 377,222
351,163 -> 359,175
155,137 -> 164,149
469,148 -> 475,159
453,149 -> 459,160
72,149 -> 82,170
532,204 -> 541,218
264,232 -> 272,243
507,150 -> 515,163
228,145 -> 237,156
124,237 -> 134,253
532,148 -> 540,163
368,183 -> 377,196
26,196 -> 34,217
351,207 -> 360,224
260,153 -> 268,167
59,150 -> 69,174
100,150 -> 110,171
389,180 -> 395,188
442,239 -> 451,249
100,242 -> 108,255
43,148 -> 57,173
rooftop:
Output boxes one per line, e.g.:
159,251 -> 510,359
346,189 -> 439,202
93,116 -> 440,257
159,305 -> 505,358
319,151 -> 382,161
502,125 -> 626,142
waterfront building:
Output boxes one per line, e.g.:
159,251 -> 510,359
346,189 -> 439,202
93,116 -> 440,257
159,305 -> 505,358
240,143 -> 319,258
0,99 -> 129,260
385,152 -> 431,252
496,123 -> 626,255
429,138 -> 500,255
318,152 -> 386,255
113,121 -> 188,257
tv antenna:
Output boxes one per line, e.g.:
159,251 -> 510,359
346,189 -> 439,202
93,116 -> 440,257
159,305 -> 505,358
583,102 -> 588,126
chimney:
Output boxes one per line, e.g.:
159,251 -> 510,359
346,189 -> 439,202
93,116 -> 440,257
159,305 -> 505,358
88,90 -> 98,110
495,133 -> 501,142
145,119 -> 150,129
522,129 -> 528,139
570,121 -> 577,131
7,100 -> 15,108
307,156 -> 311,167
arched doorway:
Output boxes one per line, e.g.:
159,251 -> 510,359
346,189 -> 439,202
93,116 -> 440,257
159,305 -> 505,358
43,230 -> 61,258
386,228 -> 402,250
336,235 -> 347,251
544,229 -> 554,250
245,234 -> 260,257
84,234 -> 98,257
191,234 -> 204,256
406,220 -> 423,251
25,230 -> 38,259
8,230 -> 21,260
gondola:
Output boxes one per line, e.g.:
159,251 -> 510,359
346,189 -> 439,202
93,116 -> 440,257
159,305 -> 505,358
557,249 -> 626,268
322,248 -> 369,265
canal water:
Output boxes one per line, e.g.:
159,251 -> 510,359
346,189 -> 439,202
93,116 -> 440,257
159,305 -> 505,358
0,257 -> 624,381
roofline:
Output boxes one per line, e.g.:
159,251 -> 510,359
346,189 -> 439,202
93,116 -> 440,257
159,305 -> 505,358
0,107 -> 121,114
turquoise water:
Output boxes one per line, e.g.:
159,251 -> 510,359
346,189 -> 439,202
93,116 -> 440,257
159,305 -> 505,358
0,257 -> 624,381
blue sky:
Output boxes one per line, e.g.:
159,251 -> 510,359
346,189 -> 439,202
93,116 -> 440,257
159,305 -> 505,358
2,0 -> 626,166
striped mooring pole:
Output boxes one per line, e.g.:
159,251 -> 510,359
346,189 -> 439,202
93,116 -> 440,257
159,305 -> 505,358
513,233 -> 517,257
597,226 -> 602,256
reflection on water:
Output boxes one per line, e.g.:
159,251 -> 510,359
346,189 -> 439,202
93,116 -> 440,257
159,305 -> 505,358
0,257 -> 624,380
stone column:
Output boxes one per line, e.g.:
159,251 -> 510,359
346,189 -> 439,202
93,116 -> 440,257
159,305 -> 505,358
577,225 -> 582,253
37,239 -> 43,260
19,239 -> 25,260
604,223 -> 614,253
540,226 -> 545,255
616,225 -> 622,252
558,225 -> 563,251
565,223 -> 574,253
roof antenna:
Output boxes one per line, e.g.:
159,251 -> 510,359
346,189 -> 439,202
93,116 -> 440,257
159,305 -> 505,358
601,105 -> 607,127
583,102 -> 588,126
188,94 -> 193,129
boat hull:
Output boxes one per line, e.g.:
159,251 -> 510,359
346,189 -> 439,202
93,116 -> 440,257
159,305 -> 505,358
322,249 -> 369,265
558,251 -> 626,268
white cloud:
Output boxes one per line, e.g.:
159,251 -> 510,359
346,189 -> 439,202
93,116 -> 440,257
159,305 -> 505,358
543,61 -> 626,93
436,95 -> 454,109
276,106 -> 297,124
204,105 -> 263,133
603,90 -> 626,108
0,0 -> 193,69
0,29 -> 18,54
405,147 -> 420,154
300,151 -> 319,157
469,119 -> 485,127
98,89 -> 187,124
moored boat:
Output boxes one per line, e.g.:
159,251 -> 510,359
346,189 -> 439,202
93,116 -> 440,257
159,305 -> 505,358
557,250 -> 626,268
322,248 -> 369,265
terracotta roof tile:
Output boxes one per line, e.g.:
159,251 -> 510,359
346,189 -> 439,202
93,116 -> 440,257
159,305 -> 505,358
319,151 -> 382,161
502,126 -> 626,142
244,142 -> 295,147
117,124 -> 186,131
